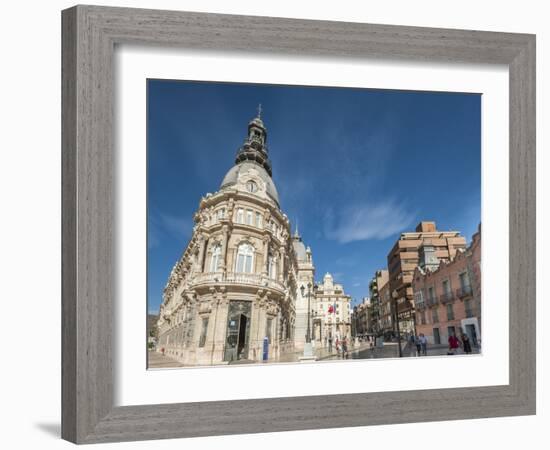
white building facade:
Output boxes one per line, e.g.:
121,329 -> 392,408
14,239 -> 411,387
156,112 -> 301,365
312,273 -> 352,345
292,229 -> 315,352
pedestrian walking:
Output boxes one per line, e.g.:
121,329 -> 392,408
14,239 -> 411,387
161,347 -> 165,356
461,333 -> 472,354
342,336 -> 348,359
415,335 -> 422,356
328,335 -> 333,353
408,334 -> 416,356
448,332 -> 462,355
419,333 -> 428,356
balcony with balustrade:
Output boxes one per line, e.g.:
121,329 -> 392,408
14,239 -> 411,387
439,291 -> 455,304
415,300 -> 426,311
456,284 -> 473,299
190,271 -> 286,295
425,296 -> 438,307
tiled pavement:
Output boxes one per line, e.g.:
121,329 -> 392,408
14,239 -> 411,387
147,351 -> 185,368
147,340 -> 481,368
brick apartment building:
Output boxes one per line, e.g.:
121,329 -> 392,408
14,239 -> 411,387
379,277 -> 393,338
387,221 -> 467,336
412,225 -> 481,346
368,269 -> 389,335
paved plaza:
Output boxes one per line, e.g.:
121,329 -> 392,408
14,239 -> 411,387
147,340 -> 480,368
148,351 -> 185,368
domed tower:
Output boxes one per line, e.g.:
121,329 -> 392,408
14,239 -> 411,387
234,104 -> 272,176
156,107 -> 299,366
220,105 -> 279,206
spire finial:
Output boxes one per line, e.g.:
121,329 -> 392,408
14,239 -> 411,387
294,219 -> 300,238
257,103 -> 262,119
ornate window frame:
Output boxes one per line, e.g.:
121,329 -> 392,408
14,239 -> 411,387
235,242 -> 255,274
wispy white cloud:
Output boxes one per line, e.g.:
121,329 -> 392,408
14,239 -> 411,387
159,213 -> 193,237
330,272 -> 344,282
324,199 -> 416,243
274,111 -> 398,222
148,228 -> 161,249
334,256 -> 358,267
148,212 -> 193,249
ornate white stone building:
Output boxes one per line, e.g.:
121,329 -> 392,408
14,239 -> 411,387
156,111 -> 314,365
292,228 -> 315,352
312,273 -> 352,344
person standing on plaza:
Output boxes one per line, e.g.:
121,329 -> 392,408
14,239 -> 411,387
461,333 -> 472,354
448,332 -> 462,355
415,335 -> 422,356
419,333 -> 428,356
408,334 -> 416,356
342,336 -> 348,359
328,335 -> 333,353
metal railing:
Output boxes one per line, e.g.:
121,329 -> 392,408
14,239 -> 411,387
426,296 -> 438,307
456,285 -> 473,298
439,292 -> 455,304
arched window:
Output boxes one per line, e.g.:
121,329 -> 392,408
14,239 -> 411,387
246,180 -> 257,193
235,243 -> 254,273
209,244 -> 222,272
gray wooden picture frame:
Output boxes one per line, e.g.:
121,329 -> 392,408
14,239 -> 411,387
61,5 -> 536,444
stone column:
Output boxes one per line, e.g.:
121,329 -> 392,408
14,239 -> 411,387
196,234 -> 206,273
262,235 -> 270,276
250,290 -> 264,361
278,246 -> 285,282
184,292 -> 198,365
196,292 -> 214,366
211,288 -> 229,364
220,225 -> 230,273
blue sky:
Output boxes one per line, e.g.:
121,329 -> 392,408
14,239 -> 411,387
147,79 -> 481,313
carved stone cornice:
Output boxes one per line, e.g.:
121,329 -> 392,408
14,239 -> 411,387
218,286 -> 229,307
266,300 -> 279,317
183,290 -> 197,304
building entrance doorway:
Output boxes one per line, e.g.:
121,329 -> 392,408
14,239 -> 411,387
313,320 -> 322,342
224,301 -> 251,362
237,314 -> 248,357
433,327 -> 441,345
465,324 -> 479,347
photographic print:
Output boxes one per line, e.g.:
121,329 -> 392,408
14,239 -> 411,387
147,80 -> 481,368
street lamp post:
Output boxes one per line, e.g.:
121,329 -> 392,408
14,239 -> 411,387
301,282 -> 318,358
392,289 -> 403,357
